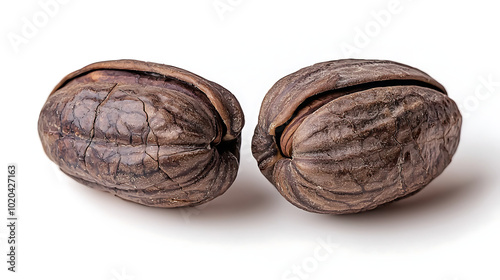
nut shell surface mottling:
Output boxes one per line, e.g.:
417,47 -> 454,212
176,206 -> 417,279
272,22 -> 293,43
39,60 -> 244,207
252,59 -> 461,214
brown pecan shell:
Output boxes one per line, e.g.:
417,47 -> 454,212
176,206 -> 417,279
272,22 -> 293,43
39,59 -> 244,207
252,59 -> 462,214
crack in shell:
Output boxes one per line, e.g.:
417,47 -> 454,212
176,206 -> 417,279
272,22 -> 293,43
83,83 -> 117,166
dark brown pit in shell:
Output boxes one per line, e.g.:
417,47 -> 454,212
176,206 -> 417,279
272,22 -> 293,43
38,60 -> 244,208
252,59 -> 462,214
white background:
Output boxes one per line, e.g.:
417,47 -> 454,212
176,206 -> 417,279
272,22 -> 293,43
1,0 -> 499,279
